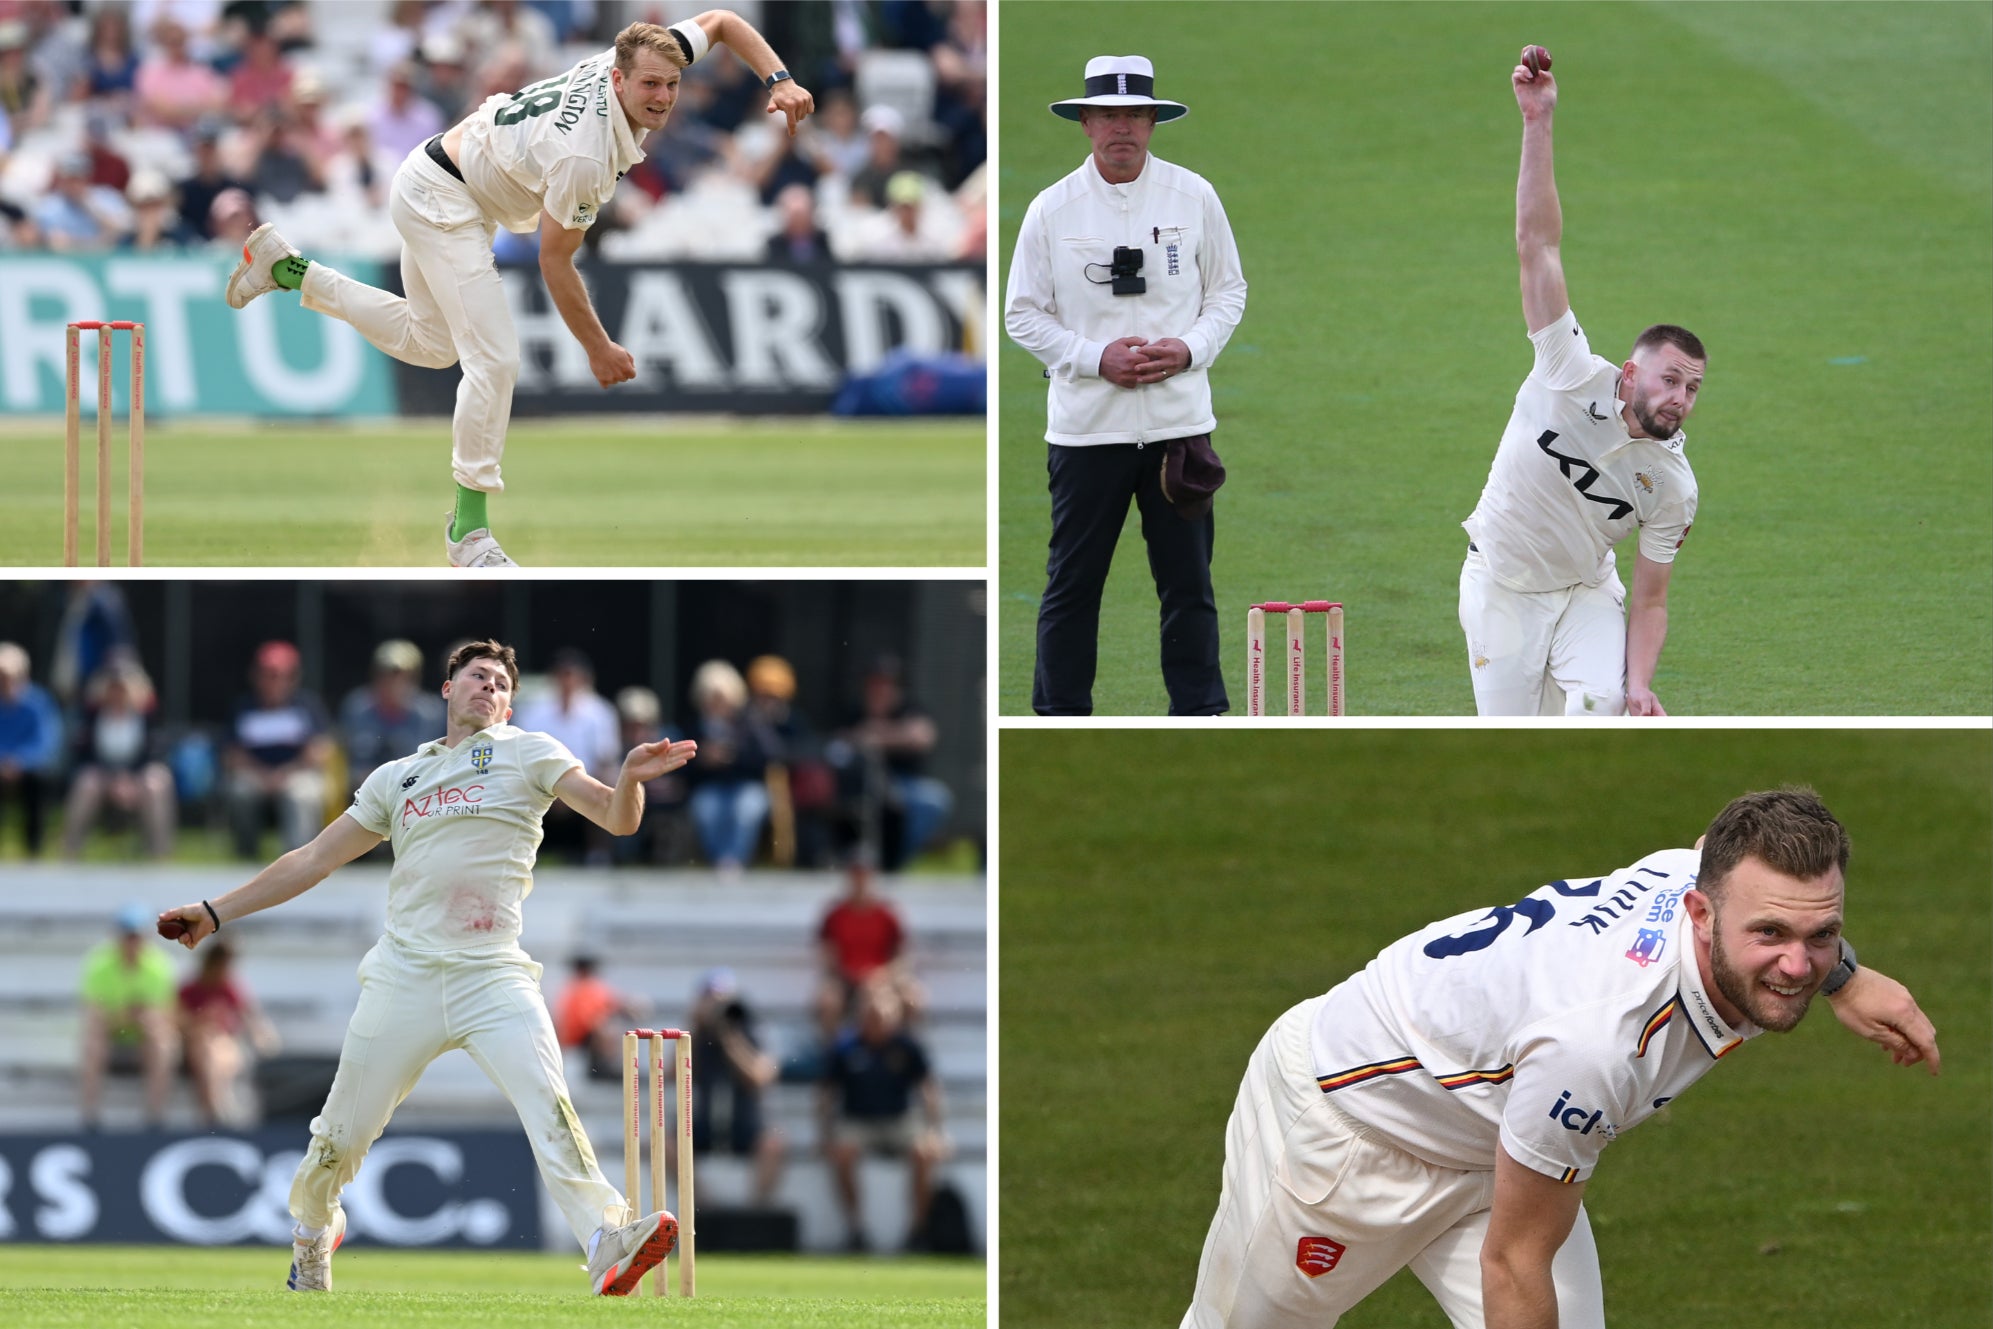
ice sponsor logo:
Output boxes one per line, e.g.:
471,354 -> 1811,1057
402,783 -> 485,825
1296,1235 -> 1347,1278
1624,927 -> 1667,967
1548,1089 -> 1612,1137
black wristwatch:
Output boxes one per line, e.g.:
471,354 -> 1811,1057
1820,937 -> 1859,996
764,68 -> 793,89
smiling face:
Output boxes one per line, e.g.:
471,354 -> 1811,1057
442,654 -> 514,733
1688,855 -> 1845,1032
611,46 -> 682,134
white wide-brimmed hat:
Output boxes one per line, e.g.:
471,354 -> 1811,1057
1049,55 -> 1188,123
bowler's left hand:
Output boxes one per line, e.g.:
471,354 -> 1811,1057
621,738 -> 699,784
1133,338 -> 1191,384
1625,687 -> 1667,717
1827,966 -> 1940,1075
767,81 -> 815,135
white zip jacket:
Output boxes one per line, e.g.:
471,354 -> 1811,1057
1005,152 -> 1248,446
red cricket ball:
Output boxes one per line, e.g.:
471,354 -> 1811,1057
157,916 -> 190,940
1523,45 -> 1552,77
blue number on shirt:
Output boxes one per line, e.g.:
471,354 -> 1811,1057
1421,879 -> 1602,959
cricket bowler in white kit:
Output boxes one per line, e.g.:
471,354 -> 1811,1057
222,14 -> 815,567
156,640 -> 700,1295
1460,49 -> 1705,716
1181,788 -> 1941,1329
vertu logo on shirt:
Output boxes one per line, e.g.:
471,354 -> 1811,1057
1549,1089 -> 1608,1135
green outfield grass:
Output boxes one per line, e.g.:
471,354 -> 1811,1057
997,2 -> 1993,713
0,417 -> 984,567
999,729 -> 1993,1327
0,1245 -> 983,1328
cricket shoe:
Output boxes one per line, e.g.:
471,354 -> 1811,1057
286,1208 -> 346,1291
446,518 -> 519,568
226,222 -> 300,309
586,1210 -> 678,1296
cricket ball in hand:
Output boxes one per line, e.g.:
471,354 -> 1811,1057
157,915 -> 190,940
1523,45 -> 1552,78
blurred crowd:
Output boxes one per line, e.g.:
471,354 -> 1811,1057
0,0 -> 986,262
0,582 -> 960,873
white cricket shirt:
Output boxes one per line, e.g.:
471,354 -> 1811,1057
1309,847 -> 1757,1184
347,723 -> 583,954
1004,152 -> 1248,445
1462,309 -> 1698,593
457,21 -> 708,234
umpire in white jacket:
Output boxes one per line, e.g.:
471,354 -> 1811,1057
1006,56 -> 1249,715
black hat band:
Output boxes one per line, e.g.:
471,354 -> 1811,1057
1083,72 -> 1155,99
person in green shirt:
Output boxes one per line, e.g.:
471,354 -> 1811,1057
79,903 -> 178,1129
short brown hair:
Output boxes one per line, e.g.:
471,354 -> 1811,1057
1632,324 -> 1707,363
614,21 -> 689,75
445,639 -> 520,692
1698,787 -> 1849,897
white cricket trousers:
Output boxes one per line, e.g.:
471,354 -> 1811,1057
298,145 -> 518,493
287,935 -> 625,1249
1180,996 -> 1605,1329
1458,548 -> 1628,716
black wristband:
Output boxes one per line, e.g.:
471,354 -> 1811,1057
764,68 -> 793,89
1820,936 -> 1857,996
203,900 -> 222,932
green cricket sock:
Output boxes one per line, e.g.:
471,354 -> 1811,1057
272,255 -> 311,291
450,486 -> 488,541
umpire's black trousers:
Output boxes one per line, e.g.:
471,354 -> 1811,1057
1033,439 -> 1227,716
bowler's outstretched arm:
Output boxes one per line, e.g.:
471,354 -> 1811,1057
158,814 -> 384,948
1514,55 -> 1568,335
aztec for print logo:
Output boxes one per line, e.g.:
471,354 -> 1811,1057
468,743 -> 495,774
1296,1236 -> 1347,1278
401,783 -> 486,825
1624,927 -> 1668,967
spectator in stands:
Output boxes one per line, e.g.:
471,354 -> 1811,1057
367,58 -> 443,165
339,639 -> 444,795
287,68 -> 343,165
368,0 -> 427,77
60,655 -> 176,860
121,167 -> 193,248
133,15 -> 225,132
819,976 -> 948,1251
848,103 -> 904,208
177,118 -> 253,241
764,182 -> 831,263
689,968 -> 786,1205
850,169 -> 952,261
324,105 -> 389,211
929,0 -> 986,187
610,685 -> 689,865
34,150 -> 128,251
179,940 -> 279,1127
208,185 -> 258,247
807,87 -> 867,179
744,111 -> 819,206
414,31 -> 472,127
77,5 -> 141,108
82,108 -> 132,194
684,659 -> 773,876
815,855 -> 924,1038
250,108 -> 324,205
0,642 -> 62,859
78,902 -> 178,1129
747,654 -> 833,866
515,648 -> 621,865
832,657 -> 954,871
0,197 -> 42,250
226,23 -> 292,120
50,582 -> 137,707
553,954 -> 650,1081
0,19 -> 52,137
223,639 -> 332,859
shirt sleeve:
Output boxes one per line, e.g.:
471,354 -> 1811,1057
1003,192 -> 1107,382
348,758 -> 400,837
522,730 -> 585,798
543,155 -> 611,231
1637,485 -> 1698,564
1180,182 -> 1247,371
1528,307 -> 1597,392
1497,1030 -> 1629,1184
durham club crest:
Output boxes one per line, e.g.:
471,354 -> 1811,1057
468,743 -> 494,774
